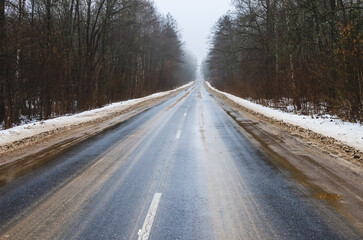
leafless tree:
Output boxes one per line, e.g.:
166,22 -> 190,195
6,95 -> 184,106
205,0 -> 363,121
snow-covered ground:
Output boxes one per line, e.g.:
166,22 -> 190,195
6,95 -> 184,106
0,82 -> 193,147
206,82 -> 363,152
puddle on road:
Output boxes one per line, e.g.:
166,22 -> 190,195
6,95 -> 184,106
316,192 -> 342,201
197,90 -> 202,100
200,129 -> 206,144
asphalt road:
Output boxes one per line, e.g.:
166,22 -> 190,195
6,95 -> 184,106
0,81 -> 361,239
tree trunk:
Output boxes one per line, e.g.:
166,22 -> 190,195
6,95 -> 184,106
284,0 -> 299,110
273,0 -> 279,98
0,0 -> 5,124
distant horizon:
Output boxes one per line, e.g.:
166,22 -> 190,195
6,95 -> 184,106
153,0 -> 233,65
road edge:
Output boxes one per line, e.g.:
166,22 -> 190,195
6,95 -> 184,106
205,81 -> 363,233
0,83 -> 193,186
204,82 -> 362,168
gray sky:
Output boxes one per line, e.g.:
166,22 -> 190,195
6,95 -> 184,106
153,0 -> 233,64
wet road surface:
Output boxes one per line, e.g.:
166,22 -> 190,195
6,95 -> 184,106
0,81 -> 361,239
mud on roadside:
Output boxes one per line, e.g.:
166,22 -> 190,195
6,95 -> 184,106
206,82 -> 363,233
0,85 -> 190,186
206,83 -> 363,168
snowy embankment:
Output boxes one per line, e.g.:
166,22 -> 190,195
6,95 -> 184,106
0,82 -> 193,148
206,82 -> 363,153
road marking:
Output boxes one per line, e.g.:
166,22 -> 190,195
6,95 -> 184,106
176,130 -> 181,139
184,112 -> 187,117
138,193 -> 162,240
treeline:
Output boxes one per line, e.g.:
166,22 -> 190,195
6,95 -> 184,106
203,0 -> 363,122
0,0 -> 197,129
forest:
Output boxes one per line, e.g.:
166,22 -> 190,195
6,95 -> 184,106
203,0 -> 363,122
0,0 -> 197,129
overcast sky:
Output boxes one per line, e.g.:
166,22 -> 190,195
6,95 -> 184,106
153,0 -> 233,64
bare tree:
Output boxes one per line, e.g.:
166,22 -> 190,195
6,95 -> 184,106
205,0 -> 363,121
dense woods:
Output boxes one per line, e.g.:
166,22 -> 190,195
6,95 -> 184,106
0,0 -> 197,129
203,0 -> 363,122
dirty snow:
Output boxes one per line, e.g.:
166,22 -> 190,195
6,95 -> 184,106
0,82 -> 193,147
206,82 -> 363,152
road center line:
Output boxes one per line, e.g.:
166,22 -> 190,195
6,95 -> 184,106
176,130 -> 181,139
138,193 -> 162,240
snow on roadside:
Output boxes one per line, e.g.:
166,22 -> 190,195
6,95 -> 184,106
0,82 -> 193,147
206,82 -> 363,152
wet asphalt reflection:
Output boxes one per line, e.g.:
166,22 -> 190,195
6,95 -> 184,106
0,81 -> 361,239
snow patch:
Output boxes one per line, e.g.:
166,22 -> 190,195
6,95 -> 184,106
206,82 -> 363,152
0,82 -> 193,147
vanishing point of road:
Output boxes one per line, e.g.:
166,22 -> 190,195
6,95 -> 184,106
0,81 -> 361,239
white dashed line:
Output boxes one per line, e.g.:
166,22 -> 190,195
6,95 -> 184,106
176,130 -> 181,139
184,112 -> 187,117
138,193 -> 162,240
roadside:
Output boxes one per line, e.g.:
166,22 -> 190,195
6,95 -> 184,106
205,81 -> 363,232
0,82 -> 194,185
205,82 -> 363,167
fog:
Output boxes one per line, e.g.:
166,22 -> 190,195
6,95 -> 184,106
153,0 -> 233,64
